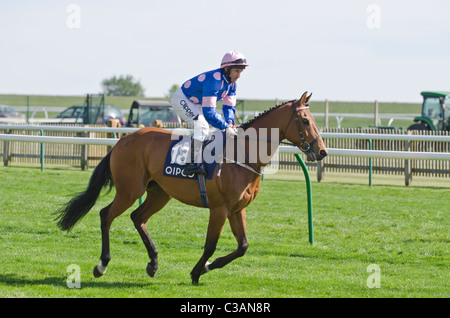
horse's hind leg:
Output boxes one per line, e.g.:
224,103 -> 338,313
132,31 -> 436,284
93,194 -> 136,278
130,182 -> 171,278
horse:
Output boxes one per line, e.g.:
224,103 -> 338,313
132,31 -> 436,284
55,91 -> 327,284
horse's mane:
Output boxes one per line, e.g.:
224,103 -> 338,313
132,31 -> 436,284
239,99 -> 296,131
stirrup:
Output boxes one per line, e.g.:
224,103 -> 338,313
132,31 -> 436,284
184,163 -> 207,176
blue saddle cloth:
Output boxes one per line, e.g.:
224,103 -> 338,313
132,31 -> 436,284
163,132 -> 225,180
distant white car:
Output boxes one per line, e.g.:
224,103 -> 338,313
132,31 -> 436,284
0,105 -> 26,121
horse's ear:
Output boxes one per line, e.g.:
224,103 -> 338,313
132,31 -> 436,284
299,91 -> 308,106
306,92 -> 312,104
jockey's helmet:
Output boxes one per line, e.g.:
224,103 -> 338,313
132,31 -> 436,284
220,50 -> 249,69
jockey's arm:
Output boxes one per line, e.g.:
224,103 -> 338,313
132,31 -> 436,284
222,94 -> 236,126
202,96 -> 228,130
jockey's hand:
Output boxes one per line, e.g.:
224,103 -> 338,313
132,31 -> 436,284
226,125 -> 238,138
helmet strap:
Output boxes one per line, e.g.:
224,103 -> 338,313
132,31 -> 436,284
223,67 -> 232,82
223,66 -> 246,82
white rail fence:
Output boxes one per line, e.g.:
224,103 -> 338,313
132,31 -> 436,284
1,125 -> 449,185
6,103 -> 419,128
2,133 -> 449,159
317,129 -> 450,185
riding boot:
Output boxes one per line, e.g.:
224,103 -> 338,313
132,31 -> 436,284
184,138 -> 207,176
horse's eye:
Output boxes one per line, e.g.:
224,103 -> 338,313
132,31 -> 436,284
303,119 -> 310,125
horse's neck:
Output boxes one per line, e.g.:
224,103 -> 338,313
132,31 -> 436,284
240,104 -> 291,169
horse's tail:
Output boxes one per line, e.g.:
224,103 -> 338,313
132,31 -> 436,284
55,151 -> 114,232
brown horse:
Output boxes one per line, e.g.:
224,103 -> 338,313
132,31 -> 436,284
55,91 -> 327,284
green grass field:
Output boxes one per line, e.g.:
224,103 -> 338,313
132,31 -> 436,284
0,166 -> 447,298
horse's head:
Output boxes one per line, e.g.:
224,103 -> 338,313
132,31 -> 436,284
282,92 -> 327,162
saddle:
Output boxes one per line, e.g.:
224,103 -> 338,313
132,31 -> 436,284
163,131 -> 226,208
163,131 -> 225,180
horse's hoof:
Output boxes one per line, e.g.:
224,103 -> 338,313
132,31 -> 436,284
146,263 -> 157,277
191,273 -> 200,285
93,263 -> 107,278
93,265 -> 104,278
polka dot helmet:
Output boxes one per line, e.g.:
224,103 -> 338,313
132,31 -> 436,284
220,50 -> 249,68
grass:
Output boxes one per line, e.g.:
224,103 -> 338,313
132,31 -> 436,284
0,166 -> 448,298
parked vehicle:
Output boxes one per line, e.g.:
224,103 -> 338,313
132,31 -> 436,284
408,91 -> 450,131
0,105 -> 26,121
56,105 -> 125,125
126,100 -> 181,127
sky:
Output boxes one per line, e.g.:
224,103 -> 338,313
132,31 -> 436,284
0,0 -> 449,103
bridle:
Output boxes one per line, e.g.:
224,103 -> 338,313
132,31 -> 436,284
279,101 -> 320,154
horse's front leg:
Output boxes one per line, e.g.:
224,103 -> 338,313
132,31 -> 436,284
202,208 -> 248,274
190,206 -> 228,284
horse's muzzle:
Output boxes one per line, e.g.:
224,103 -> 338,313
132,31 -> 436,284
306,149 -> 328,162
319,149 -> 328,159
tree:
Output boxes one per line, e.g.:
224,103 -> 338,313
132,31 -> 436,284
101,74 -> 145,96
165,84 -> 180,99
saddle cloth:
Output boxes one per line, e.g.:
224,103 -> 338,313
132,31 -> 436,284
163,131 -> 225,180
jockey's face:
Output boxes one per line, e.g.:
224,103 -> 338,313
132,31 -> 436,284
228,68 -> 244,83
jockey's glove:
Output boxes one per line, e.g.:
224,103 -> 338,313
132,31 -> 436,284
226,125 -> 238,138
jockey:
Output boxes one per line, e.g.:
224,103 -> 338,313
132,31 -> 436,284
171,50 -> 248,176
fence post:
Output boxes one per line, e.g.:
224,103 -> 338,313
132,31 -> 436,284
26,96 -> 30,124
317,159 -> 324,182
404,131 -> 412,186
3,129 -> 11,166
80,130 -> 89,171
107,119 -> 121,153
152,119 -> 163,128
374,100 -> 379,127
324,99 -> 329,128
40,129 -> 44,171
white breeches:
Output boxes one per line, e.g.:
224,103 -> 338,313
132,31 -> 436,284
171,88 -> 209,142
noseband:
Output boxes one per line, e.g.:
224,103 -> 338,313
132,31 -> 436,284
280,101 -> 320,153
